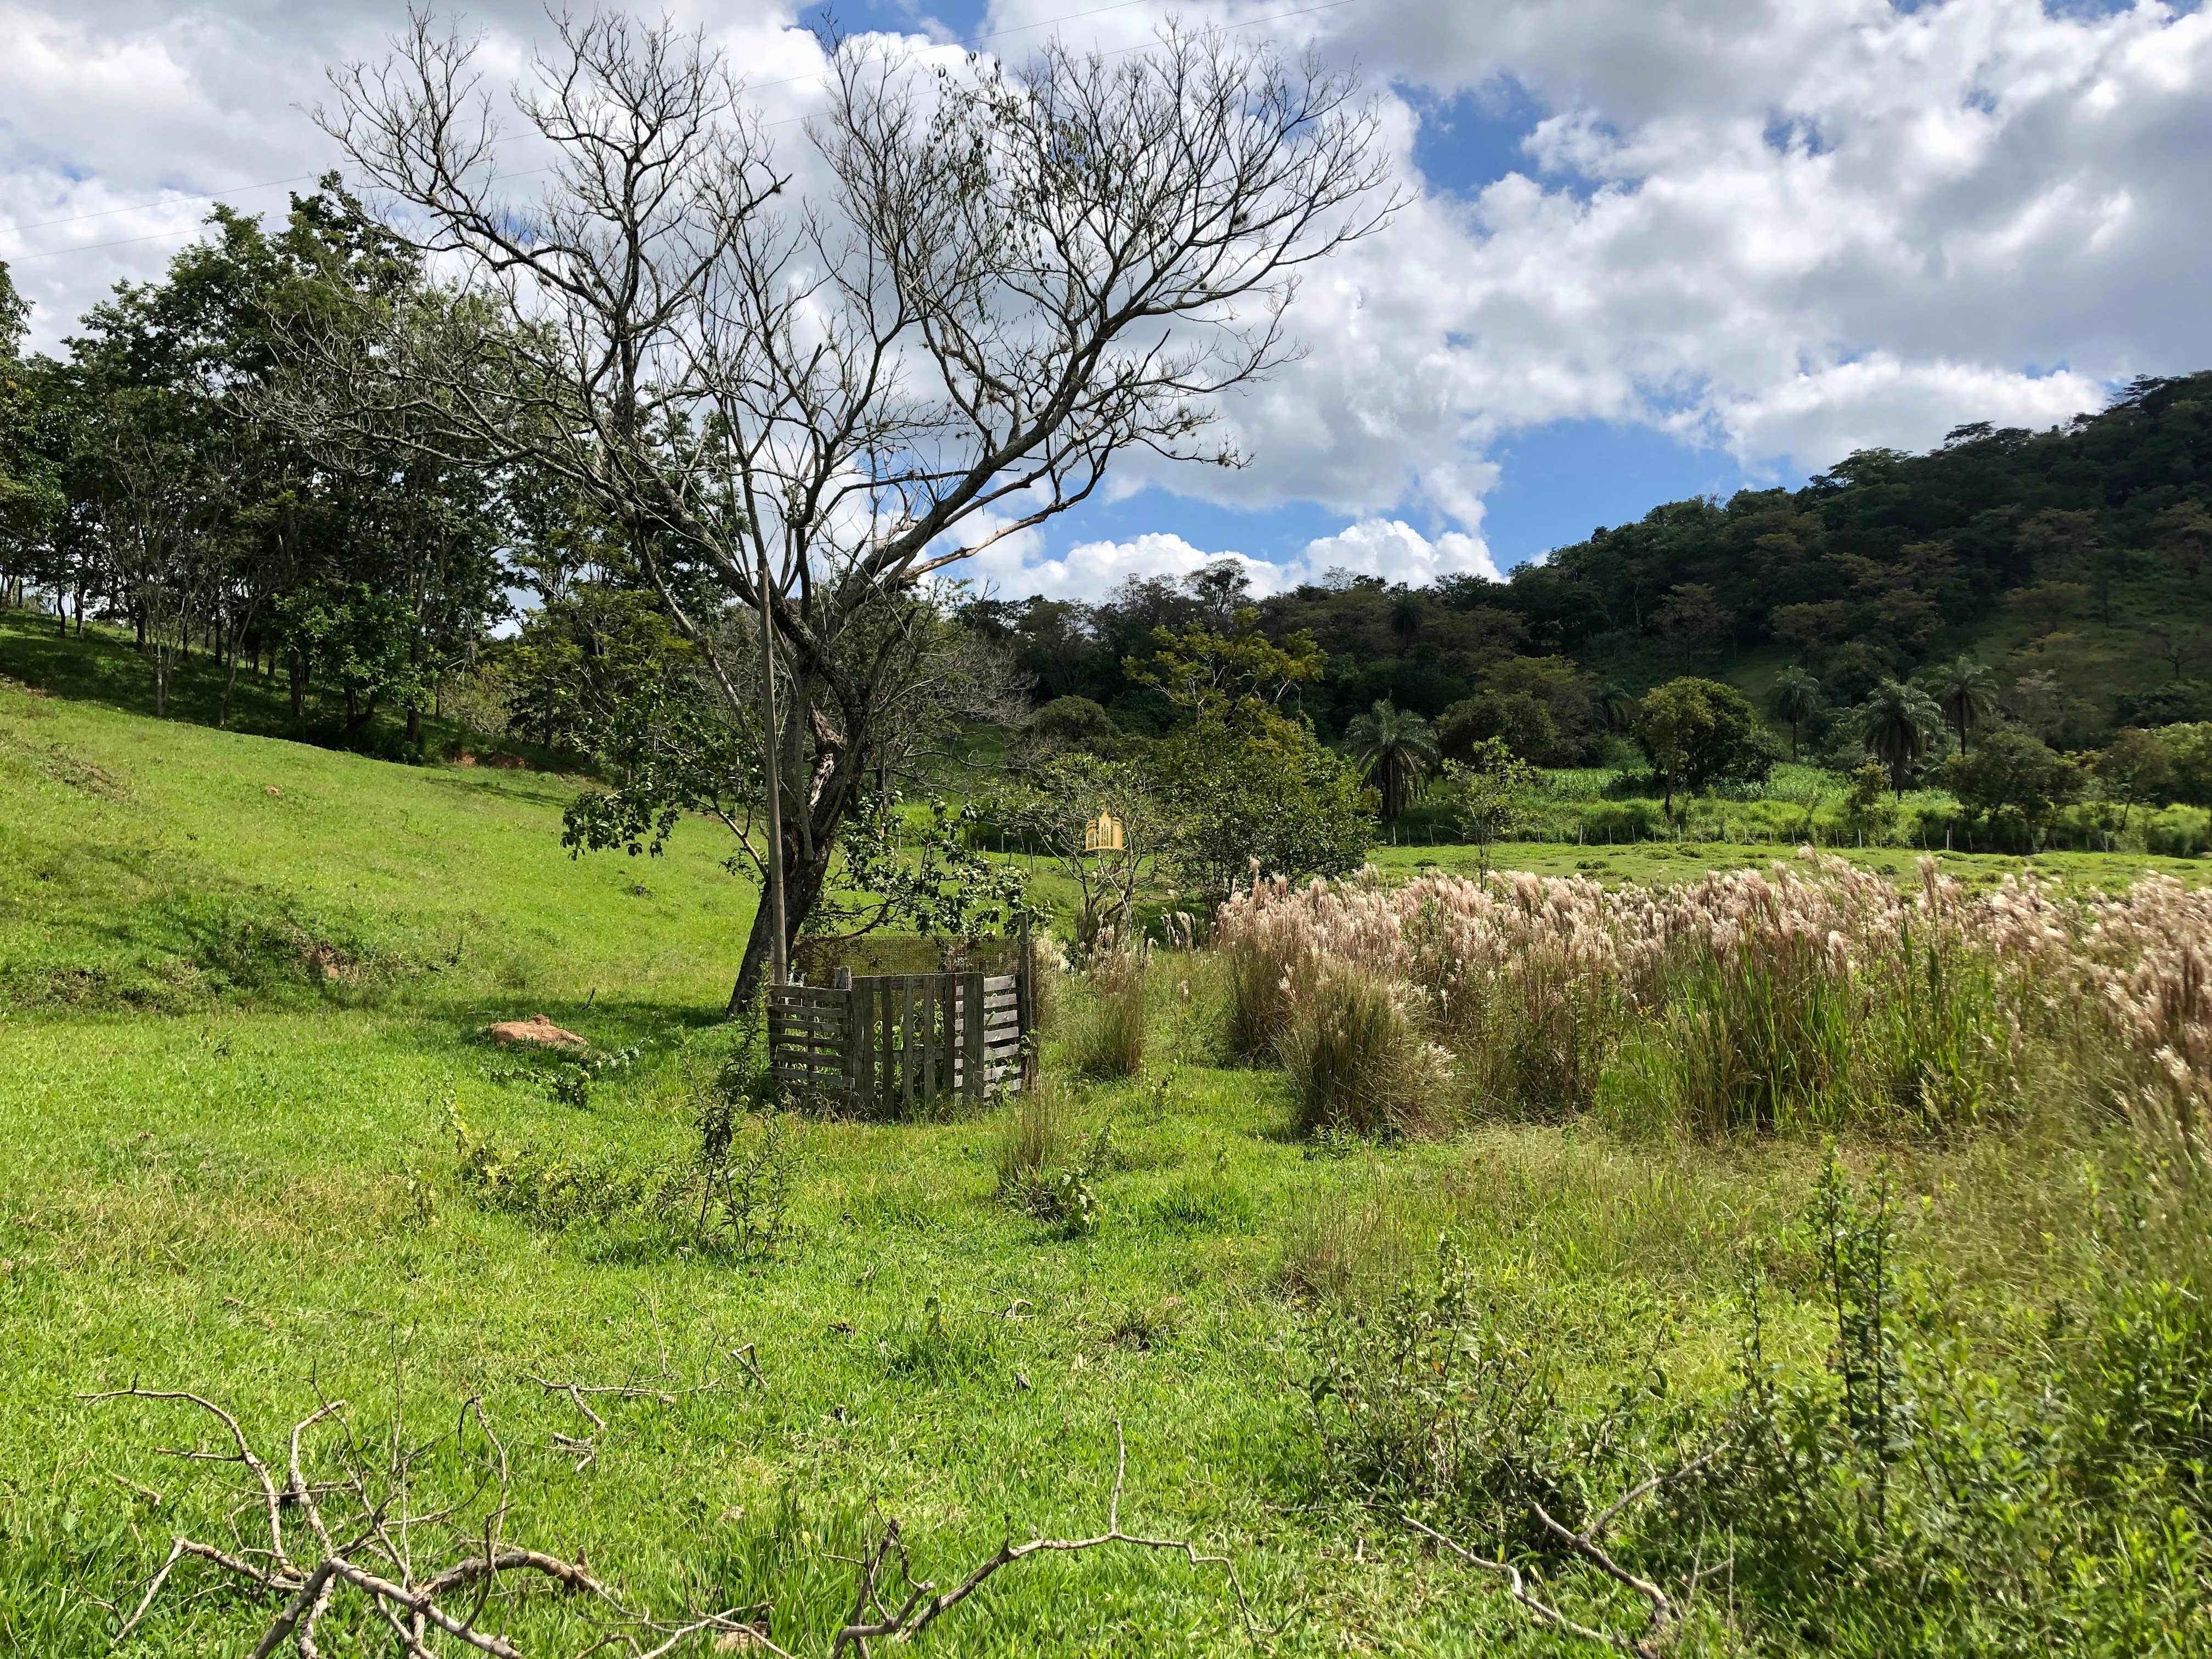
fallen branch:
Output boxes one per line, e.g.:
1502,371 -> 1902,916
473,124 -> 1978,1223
91,1385 -> 1258,1657
828,1421 -> 1261,1656
1391,1442 -> 1726,1658
83,1385 -> 772,1658
525,1341 -> 761,1470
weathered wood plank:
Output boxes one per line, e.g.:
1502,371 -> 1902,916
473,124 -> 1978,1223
962,972 -> 986,1104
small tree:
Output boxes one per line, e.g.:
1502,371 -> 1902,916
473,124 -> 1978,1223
1154,711 -> 1374,899
1344,699 -> 1440,821
986,753 -> 1166,946
1942,725 -> 2083,849
1633,676 -> 1775,813
1768,667 -> 1822,760
1850,679 -> 1945,797
2092,727 -> 2176,829
1441,736 -> 1543,876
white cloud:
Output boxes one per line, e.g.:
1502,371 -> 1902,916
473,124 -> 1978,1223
953,518 -> 1499,602
9,0 -> 2212,598
978,0 -> 2212,524
1286,520 -> 1503,588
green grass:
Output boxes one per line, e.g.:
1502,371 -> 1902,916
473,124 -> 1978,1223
0,619 -> 2187,1655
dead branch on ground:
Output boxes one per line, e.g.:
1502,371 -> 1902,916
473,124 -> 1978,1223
828,1421 -> 1261,1655
526,1341 -> 763,1471
1391,1443 -> 1729,1658
82,1385 -> 773,1658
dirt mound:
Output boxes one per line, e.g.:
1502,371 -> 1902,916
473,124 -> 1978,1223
483,1013 -> 586,1049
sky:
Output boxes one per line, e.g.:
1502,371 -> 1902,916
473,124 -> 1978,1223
4,0 -> 2208,601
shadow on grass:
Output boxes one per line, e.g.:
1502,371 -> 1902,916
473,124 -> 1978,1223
0,608 -> 579,775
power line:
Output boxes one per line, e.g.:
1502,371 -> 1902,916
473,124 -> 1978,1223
4,0 -> 1363,259
5,173 -> 323,235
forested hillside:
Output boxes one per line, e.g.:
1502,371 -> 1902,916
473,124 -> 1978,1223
976,373 -> 2212,758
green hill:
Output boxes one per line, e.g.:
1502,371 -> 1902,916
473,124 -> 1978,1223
984,372 -> 2212,755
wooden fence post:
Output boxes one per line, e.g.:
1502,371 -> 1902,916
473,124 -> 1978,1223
962,970 -> 986,1105
1017,913 -> 1039,1094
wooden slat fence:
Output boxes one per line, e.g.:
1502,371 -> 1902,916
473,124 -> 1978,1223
768,968 -> 1030,1114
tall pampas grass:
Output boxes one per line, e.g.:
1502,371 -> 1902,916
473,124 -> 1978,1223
1213,851 -> 2161,1137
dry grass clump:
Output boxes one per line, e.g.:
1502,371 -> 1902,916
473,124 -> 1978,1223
1067,933 -> 1148,1078
993,1082 -> 1068,1193
1216,852 -> 2212,1139
1279,962 -> 1448,1139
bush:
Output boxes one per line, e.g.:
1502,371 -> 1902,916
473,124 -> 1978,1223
1280,962 -> 1444,1139
1307,1158 -> 2212,1657
991,1085 -> 1111,1236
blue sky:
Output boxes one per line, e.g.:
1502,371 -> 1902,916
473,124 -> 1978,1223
6,0 -> 2207,597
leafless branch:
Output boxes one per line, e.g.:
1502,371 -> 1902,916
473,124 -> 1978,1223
828,1421 -> 1262,1654
83,1385 -> 772,1658
1389,1441 -> 1725,1658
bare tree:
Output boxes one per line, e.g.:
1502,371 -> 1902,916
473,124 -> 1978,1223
306,8 -> 1393,1011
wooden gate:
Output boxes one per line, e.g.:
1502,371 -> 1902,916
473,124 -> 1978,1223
768,968 -> 1030,1113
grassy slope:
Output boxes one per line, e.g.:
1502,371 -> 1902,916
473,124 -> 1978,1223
0,630 -> 2131,1656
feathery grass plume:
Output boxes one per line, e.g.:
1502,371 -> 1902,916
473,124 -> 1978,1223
1219,851 -> 2098,1137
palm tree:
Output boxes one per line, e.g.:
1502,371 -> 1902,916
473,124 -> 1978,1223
1850,679 -> 1945,798
1593,682 -> 1637,735
1922,654 -> 2001,754
1387,590 -> 1425,650
1346,699 -> 1441,822
1768,667 -> 1822,760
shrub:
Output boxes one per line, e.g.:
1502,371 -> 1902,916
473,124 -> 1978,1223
992,1089 -> 1112,1238
1279,962 -> 1443,1139
1306,1159 -> 2212,1657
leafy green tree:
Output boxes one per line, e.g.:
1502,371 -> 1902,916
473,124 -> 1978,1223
1024,696 -> 1122,759
498,584 -> 693,753
1344,699 -> 1440,821
1438,690 -> 1556,766
1633,677 -> 1777,812
2092,727 -> 2176,827
1440,735 -> 1543,876
1850,679 -> 1946,797
1125,611 -> 1327,718
272,582 -> 427,735
1839,761 -> 1895,843
1921,656 -> 2001,755
0,262 -> 64,603
2158,723 -> 2212,807
1154,710 -> 1375,899
1942,726 -> 2083,846
1768,667 -> 1822,760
